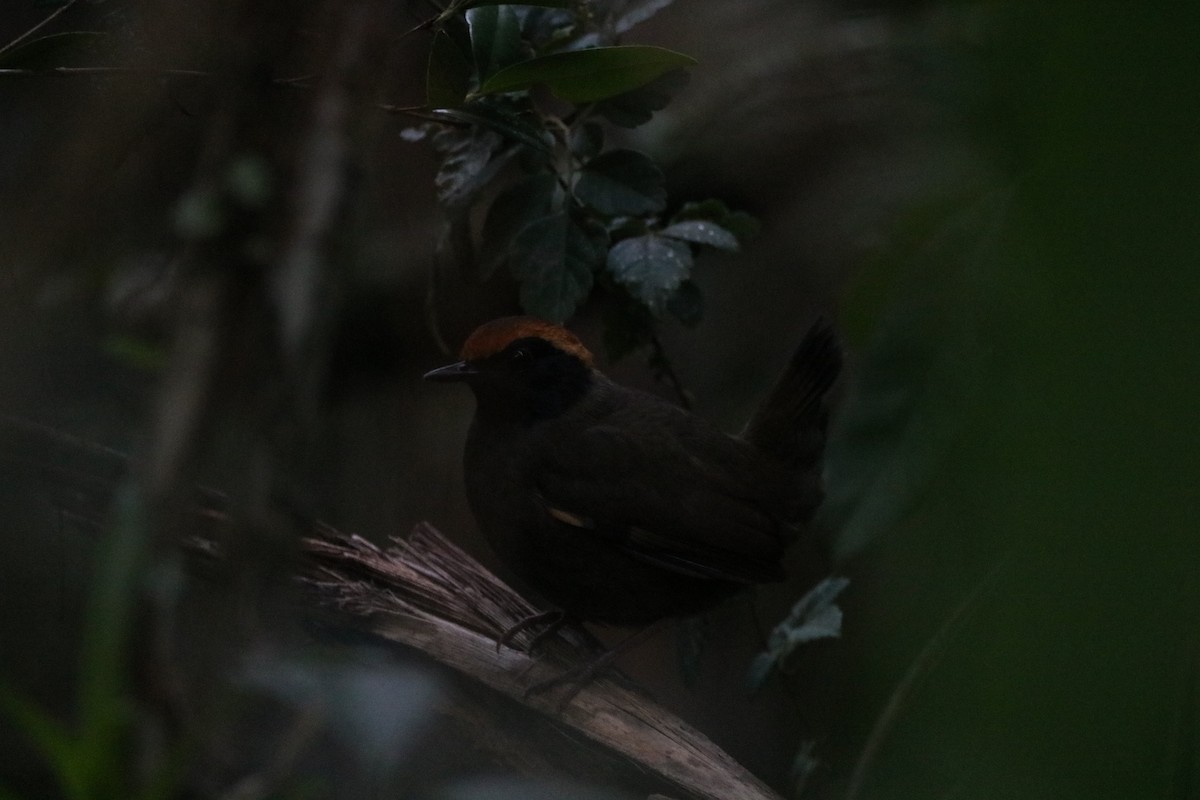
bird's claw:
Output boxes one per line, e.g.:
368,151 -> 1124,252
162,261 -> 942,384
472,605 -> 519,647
495,609 -> 567,654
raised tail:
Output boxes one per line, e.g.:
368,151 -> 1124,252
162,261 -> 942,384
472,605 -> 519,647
742,319 -> 841,512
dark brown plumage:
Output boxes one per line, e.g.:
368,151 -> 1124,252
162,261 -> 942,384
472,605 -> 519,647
425,316 -> 840,627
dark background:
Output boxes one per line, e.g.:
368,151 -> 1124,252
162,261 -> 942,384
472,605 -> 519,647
0,2 -> 1197,798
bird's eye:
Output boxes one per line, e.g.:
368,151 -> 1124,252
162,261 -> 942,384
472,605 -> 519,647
508,346 -> 531,365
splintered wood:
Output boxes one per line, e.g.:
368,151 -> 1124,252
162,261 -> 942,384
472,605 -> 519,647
301,522 -> 782,800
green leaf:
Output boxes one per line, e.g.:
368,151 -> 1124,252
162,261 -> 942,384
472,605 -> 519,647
480,173 -> 558,277
606,216 -> 649,241
606,233 -> 692,311
426,29 -> 473,109
574,149 -> 666,216
432,127 -> 504,209
510,212 -> 604,321
476,45 -> 696,104
719,210 -> 761,244
466,5 -> 522,81
671,199 -> 761,244
671,198 -> 728,222
594,68 -> 688,128
660,220 -> 740,251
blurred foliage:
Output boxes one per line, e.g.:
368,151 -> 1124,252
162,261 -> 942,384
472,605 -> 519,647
407,0 -> 758,360
0,485 -> 168,800
818,5 -> 1200,799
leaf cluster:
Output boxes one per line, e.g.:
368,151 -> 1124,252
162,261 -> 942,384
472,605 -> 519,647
408,1 -> 757,360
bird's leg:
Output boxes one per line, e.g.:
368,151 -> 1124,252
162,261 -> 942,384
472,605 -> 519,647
526,621 -> 666,710
496,609 -> 567,653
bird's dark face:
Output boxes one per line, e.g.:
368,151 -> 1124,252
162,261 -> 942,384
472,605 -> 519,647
424,317 -> 594,423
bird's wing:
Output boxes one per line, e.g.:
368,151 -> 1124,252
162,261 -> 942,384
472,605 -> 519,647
534,403 -> 791,584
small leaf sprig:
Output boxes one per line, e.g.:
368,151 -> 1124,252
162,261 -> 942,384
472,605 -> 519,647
746,576 -> 850,693
406,1 -> 758,362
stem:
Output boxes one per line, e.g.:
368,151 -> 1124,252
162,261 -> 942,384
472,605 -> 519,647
648,332 -> 693,410
0,66 -> 210,78
0,0 -> 80,60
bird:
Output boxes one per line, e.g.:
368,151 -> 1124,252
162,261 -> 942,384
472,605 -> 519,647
424,316 -> 841,634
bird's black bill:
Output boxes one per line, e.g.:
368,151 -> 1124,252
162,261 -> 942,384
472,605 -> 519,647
423,360 -> 477,382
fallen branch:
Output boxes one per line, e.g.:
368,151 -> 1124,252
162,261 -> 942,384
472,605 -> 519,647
1,414 -> 781,800
300,524 -> 780,800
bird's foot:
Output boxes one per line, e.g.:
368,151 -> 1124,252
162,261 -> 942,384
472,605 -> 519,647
495,609 -> 568,654
524,622 -> 664,710
524,647 -> 622,710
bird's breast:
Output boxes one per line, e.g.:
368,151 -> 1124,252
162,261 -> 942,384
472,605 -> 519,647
463,420 -> 543,565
